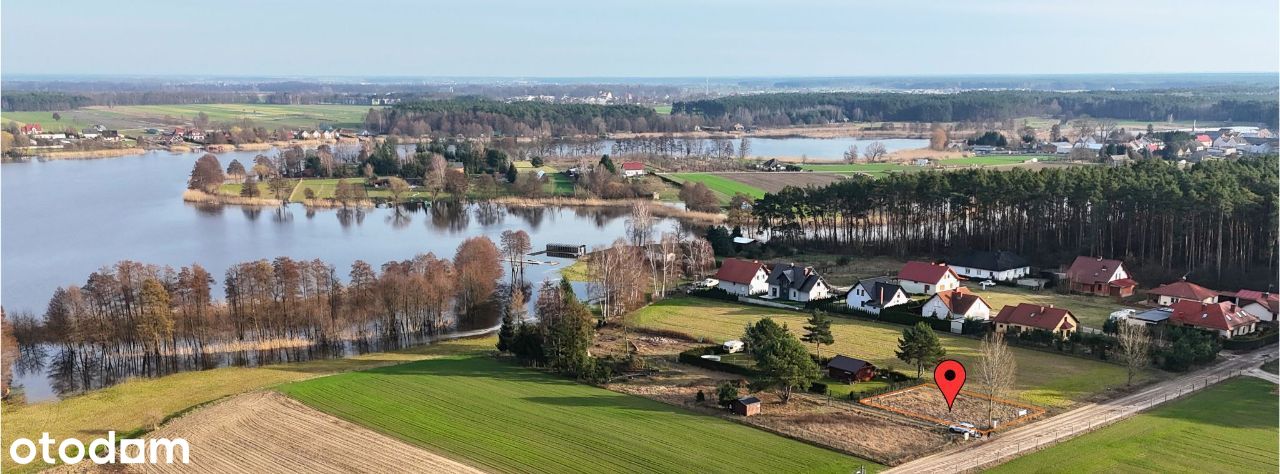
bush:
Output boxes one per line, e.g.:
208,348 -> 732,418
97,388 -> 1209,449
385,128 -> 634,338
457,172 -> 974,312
688,287 -> 739,302
808,382 -> 829,394
696,390 -> 706,402
1222,327 -> 1279,351
531,156 -> 544,167
303,187 -> 316,199
835,255 -> 853,266
716,382 -> 739,408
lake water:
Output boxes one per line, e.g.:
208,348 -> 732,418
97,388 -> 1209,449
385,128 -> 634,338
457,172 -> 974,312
1,149 -> 687,401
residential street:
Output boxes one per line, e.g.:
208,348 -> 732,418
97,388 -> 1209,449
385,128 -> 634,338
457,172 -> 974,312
886,347 -> 1277,473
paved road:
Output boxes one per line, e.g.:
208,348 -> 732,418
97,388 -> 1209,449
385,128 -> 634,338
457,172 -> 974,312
886,347 -> 1276,473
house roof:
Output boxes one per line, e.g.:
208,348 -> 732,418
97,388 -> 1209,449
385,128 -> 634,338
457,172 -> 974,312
1195,134 -> 1211,142
993,303 -> 1077,331
621,161 -> 644,171
767,263 -> 825,293
948,250 -> 1029,272
898,261 -> 958,284
827,355 -> 875,373
1168,300 -> 1258,331
1147,280 -> 1218,301
855,277 -> 905,308
713,258 -> 765,285
929,287 -> 989,315
1235,289 -> 1269,303
1109,278 -> 1138,288
1066,256 -> 1126,285
736,396 -> 761,405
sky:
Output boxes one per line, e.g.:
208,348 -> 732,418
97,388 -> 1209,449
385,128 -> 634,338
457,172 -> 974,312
3,0 -> 1278,77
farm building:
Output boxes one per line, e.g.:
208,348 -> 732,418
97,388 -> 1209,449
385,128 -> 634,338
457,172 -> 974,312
1146,279 -> 1218,306
546,243 -> 587,258
764,263 -> 832,302
922,287 -> 992,320
993,303 -> 1079,337
846,277 -> 910,314
826,355 -> 877,383
897,261 -> 961,295
713,258 -> 769,296
621,161 -> 645,177
1167,301 -> 1259,338
732,396 -> 761,416
1064,256 -> 1136,298
947,250 -> 1031,282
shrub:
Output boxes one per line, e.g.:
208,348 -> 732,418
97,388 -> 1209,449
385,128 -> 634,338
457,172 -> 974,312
303,187 -> 316,199
808,382 -> 829,394
716,382 -> 739,407
696,390 -> 706,402
836,255 -> 853,266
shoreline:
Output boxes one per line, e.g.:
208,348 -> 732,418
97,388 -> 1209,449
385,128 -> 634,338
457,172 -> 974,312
490,196 -> 725,222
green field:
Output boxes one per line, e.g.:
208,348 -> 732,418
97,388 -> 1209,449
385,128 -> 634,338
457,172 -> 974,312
3,104 -> 375,134
667,173 -> 766,201
988,377 -> 1278,473
654,105 -> 673,115
0,337 -> 497,473
630,297 -> 1155,408
280,355 -> 875,473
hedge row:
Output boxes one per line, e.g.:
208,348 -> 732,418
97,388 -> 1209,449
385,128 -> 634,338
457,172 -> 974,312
1223,328 -> 1279,351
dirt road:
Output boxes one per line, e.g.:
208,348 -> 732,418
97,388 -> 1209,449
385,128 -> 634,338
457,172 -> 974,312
95,391 -> 484,474
887,347 -> 1276,473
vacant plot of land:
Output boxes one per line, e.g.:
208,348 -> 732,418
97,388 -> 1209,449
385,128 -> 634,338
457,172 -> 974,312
964,283 -> 1131,329
717,172 -> 847,193
122,391 -> 481,474
629,297 -> 1153,409
788,254 -> 912,287
667,173 -> 766,200
280,356 -> 871,474
988,377 -> 1279,473
0,337 -> 496,474
860,384 -> 1043,432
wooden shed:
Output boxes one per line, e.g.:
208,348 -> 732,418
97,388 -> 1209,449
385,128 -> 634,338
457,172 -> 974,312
732,396 -> 761,416
826,355 -> 877,383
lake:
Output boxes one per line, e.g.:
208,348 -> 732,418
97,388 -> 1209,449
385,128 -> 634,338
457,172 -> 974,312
1,149 -> 686,401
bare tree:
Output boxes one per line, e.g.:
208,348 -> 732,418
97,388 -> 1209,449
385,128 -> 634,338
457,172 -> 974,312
864,142 -> 888,162
500,230 -> 532,285
684,237 -> 715,279
930,126 -> 949,151
386,177 -> 411,206
1117,322 -> 1151,387
978,332 -> 1017,429
842,144 -> 859,163
424,153 -> 446,200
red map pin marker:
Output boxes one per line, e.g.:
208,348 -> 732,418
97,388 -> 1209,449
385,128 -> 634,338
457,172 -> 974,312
934,359 -> 966,411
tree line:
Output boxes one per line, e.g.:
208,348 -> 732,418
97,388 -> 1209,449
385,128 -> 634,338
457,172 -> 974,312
367,97 -> 698,137
751,156 -> 1278,289
1,92 -> 94,111
673,89 -> 1280,128
12,237 -> 506,359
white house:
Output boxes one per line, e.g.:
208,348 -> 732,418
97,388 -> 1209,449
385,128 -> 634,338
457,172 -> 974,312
765,263 -> 832,302
922,287 -> 992,320
1145,279 -> 1218,307
846,277 -> 910,315
1238,291 -> 1278,322
712,258 -> 769,296
947,250 -> 1031,282
896,261 -> 961,295
621,161 -> 645,178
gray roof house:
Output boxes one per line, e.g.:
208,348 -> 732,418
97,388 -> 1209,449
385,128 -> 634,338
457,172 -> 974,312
765,263 -> 832,302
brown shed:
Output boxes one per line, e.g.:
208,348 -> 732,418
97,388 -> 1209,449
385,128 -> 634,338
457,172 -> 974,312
732,396 -> 761,416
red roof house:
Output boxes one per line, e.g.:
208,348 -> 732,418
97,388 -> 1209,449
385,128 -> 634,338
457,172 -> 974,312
713,258 -> 769,296
1168,300 -> 1259,338
993,303 -> 1080,336
922,287 -> 992,320
621,161 -> 645,177
1065,256 -> 1136,298
20,123 -> 42,134
1146,279 -> 1218,306
896,261 -> 961,295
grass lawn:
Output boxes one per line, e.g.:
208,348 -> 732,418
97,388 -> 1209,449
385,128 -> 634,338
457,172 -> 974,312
629,297 -> 1154,409
988,377 -> 1279,473
559,260 -> 589,282
279,355 -> 875,474
653,105 -> 673,115
218,179 -> 294,198
667,173 -> 766,201
965,283 -> 1130,329
0,337 -> 497,474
